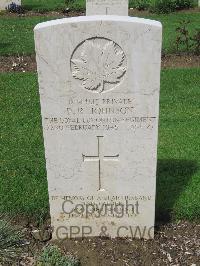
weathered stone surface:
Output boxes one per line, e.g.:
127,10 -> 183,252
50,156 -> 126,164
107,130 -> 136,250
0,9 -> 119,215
86,0 -> 128,16
0,0 -> 21,10
34,16 -> 162,239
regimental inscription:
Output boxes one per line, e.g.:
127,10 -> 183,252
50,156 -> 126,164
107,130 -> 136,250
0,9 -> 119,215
70,38 -> 127,93
45,116 -> 156,132
83,136 -> 119,191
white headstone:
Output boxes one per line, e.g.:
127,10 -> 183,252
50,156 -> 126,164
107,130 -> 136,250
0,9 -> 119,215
34,15 -> 162,240
86,0 -> 128,16
0,0 -> 21,10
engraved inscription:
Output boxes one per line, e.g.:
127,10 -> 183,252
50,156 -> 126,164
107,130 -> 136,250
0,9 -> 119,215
71,38 -> 127,93
51,195 -> 152,220
44,96 -> 156,132
83,136 -> 119,191
45,116 -> 155,132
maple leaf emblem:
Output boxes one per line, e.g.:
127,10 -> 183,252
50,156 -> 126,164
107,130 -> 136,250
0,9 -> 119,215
71,38 -> 126,93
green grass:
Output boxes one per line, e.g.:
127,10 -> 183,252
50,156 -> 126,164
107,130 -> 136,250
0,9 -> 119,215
22,0 -> 88,12
0,219 -> 23,264
0,69 -> 200,222
156,68 -> 200,221
0,16 -> 56,56
22,0 -> 66,12
37,245 -> 80,266
0,73 -> 49,220
22,0 -> 85,12
0,12 -> 199,56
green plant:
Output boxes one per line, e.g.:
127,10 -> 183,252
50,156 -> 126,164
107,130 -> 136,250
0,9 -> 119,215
67,0 -> 85,10
150,0 -> 195,13
176,20 -> 191,53
6,2 -> 24,13
37,245 -> 80,266
150,0 -> 177,13
176,20 -> 200,54
129,0 -> 150,10
65,0 -> 75,5
191,29 -> 200,55
174,0 -> 195,10
0,218 -> 23,264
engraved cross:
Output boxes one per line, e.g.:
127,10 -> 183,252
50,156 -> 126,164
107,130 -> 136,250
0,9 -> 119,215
82,136 -> 119,191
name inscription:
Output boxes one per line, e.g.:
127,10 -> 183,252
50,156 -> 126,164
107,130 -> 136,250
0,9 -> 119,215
44,97 -> 156,132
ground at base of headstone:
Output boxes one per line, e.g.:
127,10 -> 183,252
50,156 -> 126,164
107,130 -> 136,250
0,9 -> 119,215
0,10 -> 85,18
0,54 -> 199,73
11,219 -> 200,266
0,7 -> 199,18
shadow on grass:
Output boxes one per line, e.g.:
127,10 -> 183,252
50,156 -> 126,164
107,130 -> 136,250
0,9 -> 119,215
155,159 -> 198,223
0,43 -> 11,52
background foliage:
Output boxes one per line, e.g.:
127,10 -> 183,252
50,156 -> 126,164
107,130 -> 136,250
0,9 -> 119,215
20,0 -> 198,13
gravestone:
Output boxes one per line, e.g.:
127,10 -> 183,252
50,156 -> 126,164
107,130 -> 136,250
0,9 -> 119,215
35,9 -> 162,239
86,0 -> 128,16
0,0 -> 21,10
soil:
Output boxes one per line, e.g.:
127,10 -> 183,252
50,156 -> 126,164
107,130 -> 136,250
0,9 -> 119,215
17,221 -> 200,265
162,54 -> 200,69
0,10 -> 85,18
0,55 -> 37,73
0,7 -> 199,18
0,54 -> 199,73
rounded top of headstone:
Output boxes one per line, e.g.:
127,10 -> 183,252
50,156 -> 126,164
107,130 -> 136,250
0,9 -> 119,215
34,16 -> 162,32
